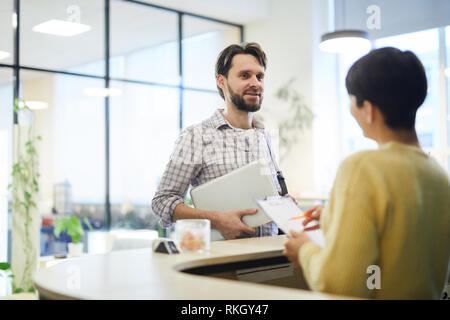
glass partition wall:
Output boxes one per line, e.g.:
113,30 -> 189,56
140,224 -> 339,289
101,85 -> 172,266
1,0 -> 242,258
0,0 -> 15,264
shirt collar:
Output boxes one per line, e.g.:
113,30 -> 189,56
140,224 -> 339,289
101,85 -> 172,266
211,108 -> 265,130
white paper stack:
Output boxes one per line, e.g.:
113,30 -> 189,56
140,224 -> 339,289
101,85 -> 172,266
255,196 -> 325,248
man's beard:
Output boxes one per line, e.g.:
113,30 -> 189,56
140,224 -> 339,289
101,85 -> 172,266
227,86 -> 263,112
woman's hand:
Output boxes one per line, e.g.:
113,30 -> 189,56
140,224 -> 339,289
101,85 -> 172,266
283,230 -> 312,267
212,208 -> 257,239
302,205 -> 324,231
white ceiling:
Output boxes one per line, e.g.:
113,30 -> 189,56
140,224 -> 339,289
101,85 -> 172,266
0,0 -> 269,84
137,0 -> 268,25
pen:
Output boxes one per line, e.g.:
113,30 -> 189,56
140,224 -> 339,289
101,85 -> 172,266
289,213 -> 310,221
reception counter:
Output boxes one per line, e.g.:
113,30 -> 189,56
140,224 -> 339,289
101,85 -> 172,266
33,235 -> 349,300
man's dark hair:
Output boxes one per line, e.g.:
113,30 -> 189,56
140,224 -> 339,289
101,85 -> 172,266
215,42 -> 267,100
345,47 -> 427,130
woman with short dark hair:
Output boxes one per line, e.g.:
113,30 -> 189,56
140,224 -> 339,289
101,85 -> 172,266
283,47 -> 450,299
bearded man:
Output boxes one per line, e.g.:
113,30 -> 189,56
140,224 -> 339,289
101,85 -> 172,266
152,42 -> 284,240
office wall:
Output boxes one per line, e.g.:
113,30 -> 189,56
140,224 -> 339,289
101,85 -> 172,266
245,0 -> 340,197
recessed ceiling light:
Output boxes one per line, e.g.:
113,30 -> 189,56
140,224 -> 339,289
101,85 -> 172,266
32,19 -> 91,37
0,51 -> 10,60
445,68 -> 450,78
11,13 -> 17,29
26,101 -> 49,110
83,88 -> 122,97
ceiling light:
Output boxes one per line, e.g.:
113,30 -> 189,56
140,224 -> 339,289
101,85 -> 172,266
0,51 -> 10,60
25,101 -> 49,110
32,19 -> 91,37
320,30 -> 371,54
12,13 -> 17,29
319,1 -> 371,55
445,68 -> 450,78
83,88 -> 122,97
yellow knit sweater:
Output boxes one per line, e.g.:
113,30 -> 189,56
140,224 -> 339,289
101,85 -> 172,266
299,142 -> 450,299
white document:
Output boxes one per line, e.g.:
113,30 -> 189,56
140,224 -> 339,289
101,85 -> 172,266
255,196 -> 325,247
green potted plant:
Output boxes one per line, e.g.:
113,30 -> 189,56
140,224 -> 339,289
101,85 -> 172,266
8,99 -> 41,294
53,216 -> 93,257
0,262 -> 14,296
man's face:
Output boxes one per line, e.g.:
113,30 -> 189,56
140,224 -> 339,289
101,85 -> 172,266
221,54 -> 265,112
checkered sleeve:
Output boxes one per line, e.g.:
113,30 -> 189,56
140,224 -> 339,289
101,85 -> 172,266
151,126 -> 203,227
258,222 -> 279,237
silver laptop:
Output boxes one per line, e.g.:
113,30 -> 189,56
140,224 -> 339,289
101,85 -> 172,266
190,159 -> 279,240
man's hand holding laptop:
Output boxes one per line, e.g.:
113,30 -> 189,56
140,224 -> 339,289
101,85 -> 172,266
211,208 -> 258,239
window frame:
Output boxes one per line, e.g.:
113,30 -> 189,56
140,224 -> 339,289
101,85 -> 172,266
2,0 -> 243,259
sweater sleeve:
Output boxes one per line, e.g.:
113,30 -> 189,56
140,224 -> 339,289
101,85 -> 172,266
298,154 -> 383,298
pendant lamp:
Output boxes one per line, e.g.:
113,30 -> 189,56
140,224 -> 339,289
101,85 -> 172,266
320,30 -> 371,53
320,0 -> 371,54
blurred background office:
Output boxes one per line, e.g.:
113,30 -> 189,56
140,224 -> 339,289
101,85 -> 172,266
0,0 -> 449,262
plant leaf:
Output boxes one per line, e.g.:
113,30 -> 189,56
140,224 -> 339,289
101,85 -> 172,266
14,98 -> 19,112
67,216 -> 84,243
53,218 -> 67,238
13,288 -> 24,294
24,191 -> 32,200
0,262 -> 11,270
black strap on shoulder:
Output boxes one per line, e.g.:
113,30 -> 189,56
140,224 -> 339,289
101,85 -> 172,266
262,133 -> 289,234
276,171 -> 288,196
263,134 -> 288,196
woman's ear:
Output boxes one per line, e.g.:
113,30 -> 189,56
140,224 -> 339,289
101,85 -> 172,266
362,100 -> 375,124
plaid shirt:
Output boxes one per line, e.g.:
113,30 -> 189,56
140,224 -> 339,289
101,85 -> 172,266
151,109 -> 281,237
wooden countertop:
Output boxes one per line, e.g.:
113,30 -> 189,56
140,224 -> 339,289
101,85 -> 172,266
33,235 -> 346,300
